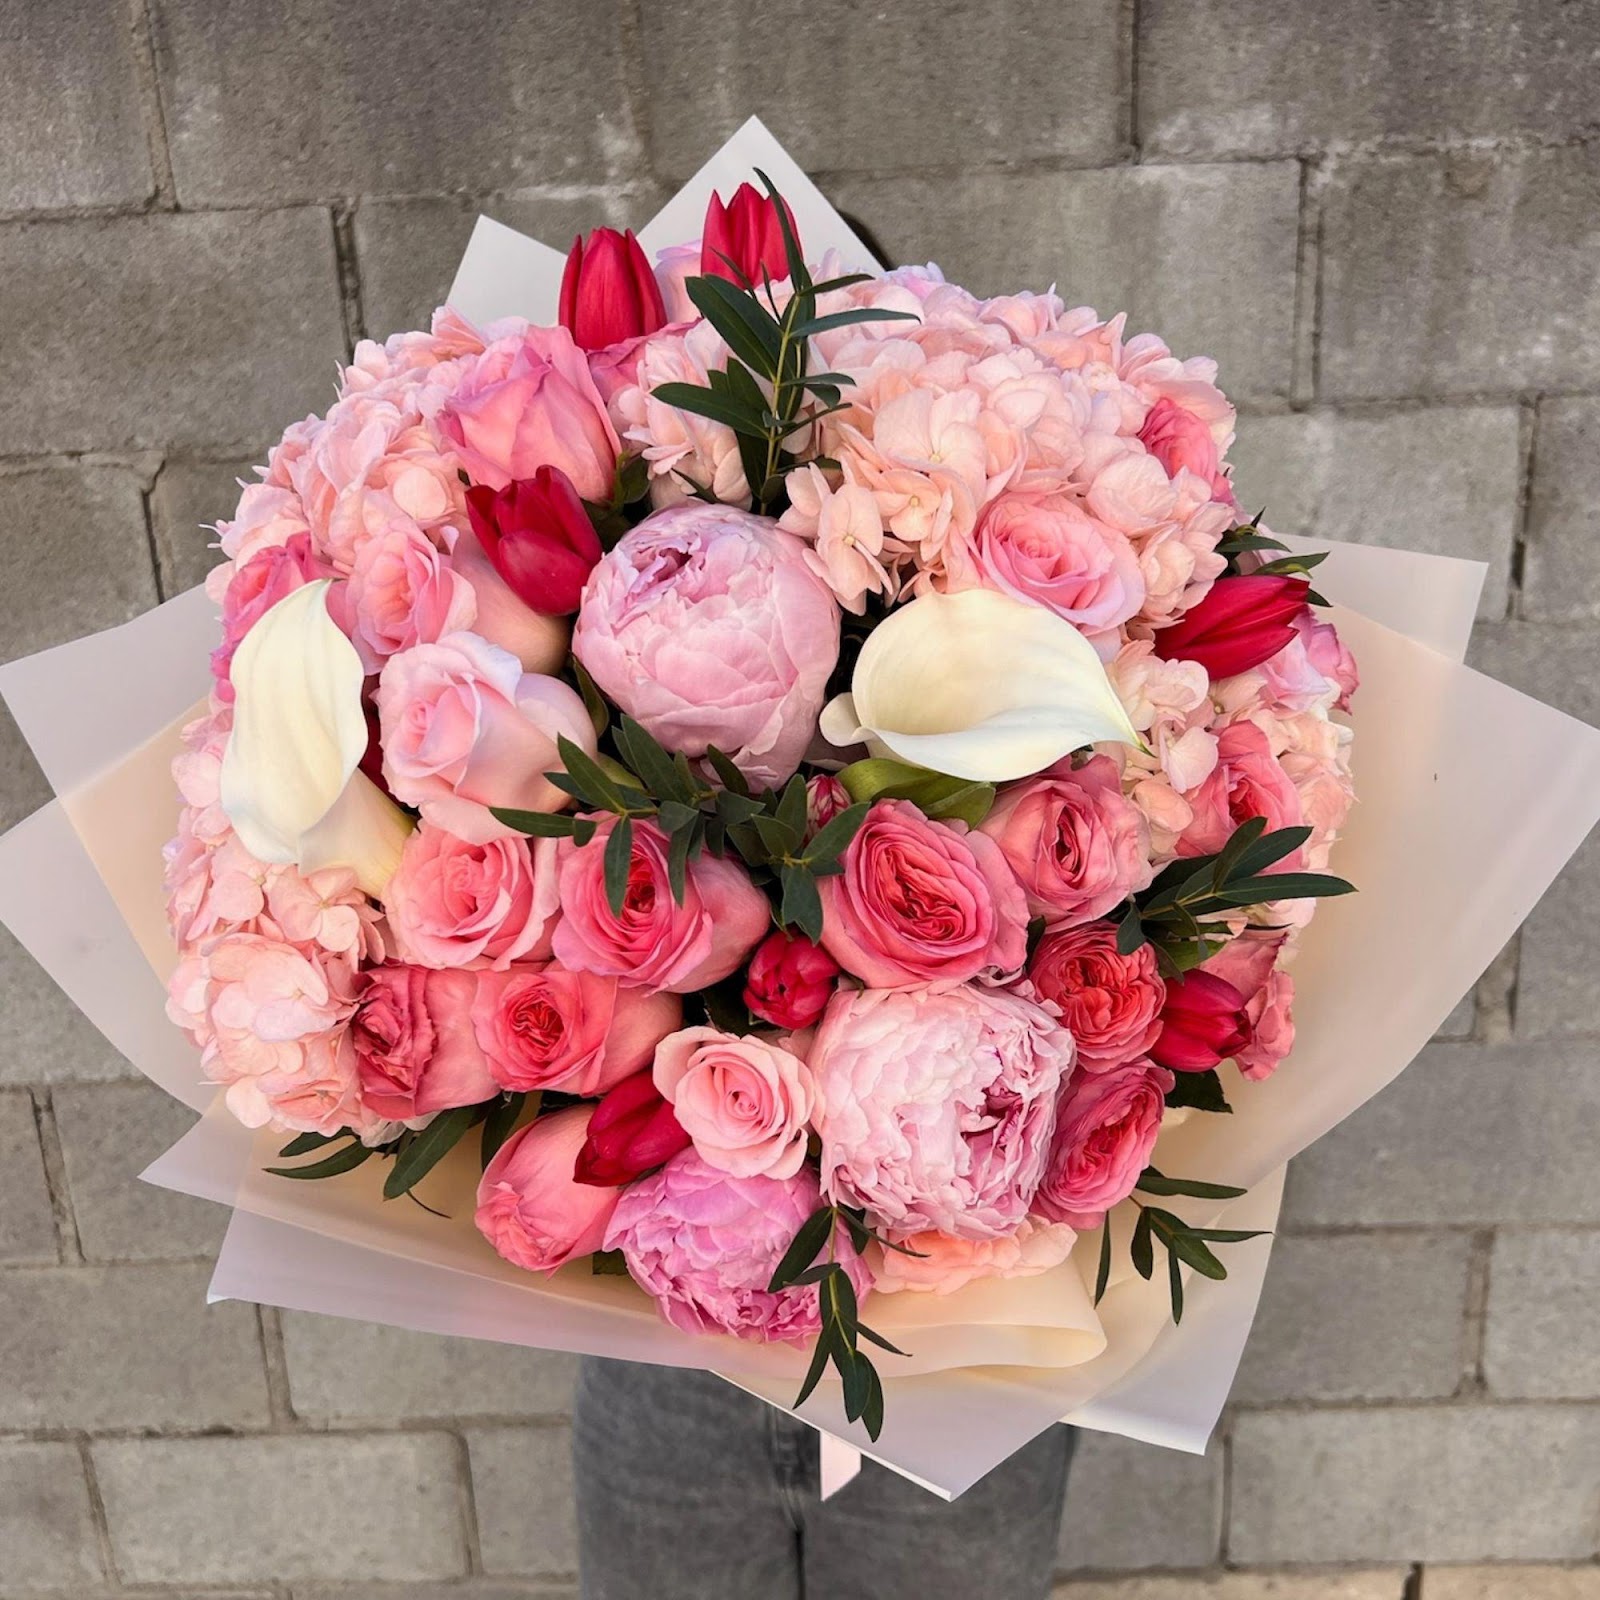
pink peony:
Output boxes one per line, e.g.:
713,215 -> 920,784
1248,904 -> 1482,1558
572,504 -> 840,789
376,630 -> 596,843
820,800 -> 1029,989
1202,934 -> 1296,1081
476,1106 -> 619,1274
1028,921 -> 1166,1071
809,982 -> 1074,1240
1033,1056 -> 1175,1230
434,325 -> 621,501
552,815 -> 770,994
472,962 -> 681,1095
604,1152 -> 872,1346
873,1217 -> 1078,1296
346,514 -> 476,672
351,964 -> 497,1122
653,1025 -> 816,1180
383,823 -> 558,971
980,755 -> 1155,930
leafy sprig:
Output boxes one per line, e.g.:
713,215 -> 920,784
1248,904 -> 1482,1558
1217,513 -> 1330,605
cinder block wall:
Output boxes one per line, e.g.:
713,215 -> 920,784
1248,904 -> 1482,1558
0,4 -> 1595,1596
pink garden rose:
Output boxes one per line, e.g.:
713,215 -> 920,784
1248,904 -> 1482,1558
351,964 -> 497,1122
1138,395 -> 1232,502
1033,1056 -> 1175,1230
346,513 -> 477,672
820,800 -> 1029,989
810,982 -> 1074,1239
1177,719 -> 1304,858
872,1217 -> 1077,1296
604,1151 -> 871,1345
383,823 -> 558,971
472,962 -> 681,1095
376,630 -> 597,843
552,815 -> 770,993
573,504 -> 841,789
434,325 -> 621,500
1027,921 -> 1166,1071
1202,934 -> 1296,1080
980,755 -> 1154,929
968,490 -> 1144,632
652,1025 -> 816,1180
476,1106 -> 619,1274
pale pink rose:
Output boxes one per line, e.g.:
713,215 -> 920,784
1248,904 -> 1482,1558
1032,1056 -> 1175,1230
966,490 -> 1143,631
605,1151 -> 873,1346
212,531 -> 334,692
573,504 -> 840,789
1178,719 -> 1304,858
653,1025 -> 816,1180
820,800 -> 1029,989
1028,922 -> 1167,1071
351,964 -> 497,1121
1202,934 -> 1296,1080
383,823 -> 558,971
1127,770 -> 1195,857
810,982 -> 1074,1239
979,755 -> 1155,930
475,1107 -> 619,1275
653,240 -> 702,324
376,630 -> 597,844
552,815 -> 770,994
873,1217 -> 1077,1295
1139,395 -> 1233,502
216,482 -> 312,566
472,963 -> 681,1095
434,325 -> 621,501
346,514 -> 476,672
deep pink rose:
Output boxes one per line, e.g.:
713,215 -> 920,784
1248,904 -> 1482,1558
1033,1056 -> 1175,1230
475,1106 -> 618,1274
351,964 -> 497,1121
970,490 -> 1144,631
743,929 -> 840,1029
1139,395 -> 1232,502
212,532 -> 333,691
604,1151 -> 871,1346
820,799 -> 1028,989
1028,921 -> 1166,1071
980,755 -> 1155,930
472,962 -> 681,1095
435,325 -> 621,501
376,630 -> 597,843
573,504 -> 841,790
1177,720 -> 1305,858
552,815 -> 770,994
346,514 -> 476,672
383,822 -> 558,971
1202,934 -> 1296,1081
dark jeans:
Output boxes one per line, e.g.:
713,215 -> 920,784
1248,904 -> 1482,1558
572,1356 -> 1074,1599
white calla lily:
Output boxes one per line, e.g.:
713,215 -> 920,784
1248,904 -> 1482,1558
220,580 -> 412,896
819,587 -> 1140,782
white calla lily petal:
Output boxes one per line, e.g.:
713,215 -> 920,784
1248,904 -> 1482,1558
821,588 -> 1140,783
221,580 -> 412,895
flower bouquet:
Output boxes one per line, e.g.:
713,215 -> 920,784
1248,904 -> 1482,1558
4,120 -> 1598,1496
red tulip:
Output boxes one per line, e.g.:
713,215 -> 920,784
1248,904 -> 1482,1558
1151,969 -> 1252,1072
1151,574 -> 1310,680
559,227 -> 667,352
743,929 -> 841,1030
464,467 -> 603,616
701,183 -> 799,286
573,1071 -> 691,1187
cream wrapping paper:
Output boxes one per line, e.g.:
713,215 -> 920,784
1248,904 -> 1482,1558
3,118 -> 1598,1496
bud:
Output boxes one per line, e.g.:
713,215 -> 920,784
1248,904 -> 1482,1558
1151,969 -> 1251,1072
558,227 -> 667,352
804,773 -> 851,837
743,929 -> 841,1031
701,183 -> 798,286
1152,573 -> 1310,680
573,1071 -> 691,1187
464,467 -> 603,617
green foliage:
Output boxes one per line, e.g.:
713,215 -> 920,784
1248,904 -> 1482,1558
837,757 -> 995,828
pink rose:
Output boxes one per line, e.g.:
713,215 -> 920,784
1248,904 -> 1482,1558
1028,922 -> 1166,1071
820,799 -> 1029,989
351,964 -> 497,1121
212,532 -> 333,692
434,325 -> 621,501
873,1217 -> 1077,1296
604,1151 -> 872,1346
1202,934 -> 1296,1081
346,514 -> 476,672
472,962 -> 681,1095
1033,1056 -> 1175,1229
383,822 -> 558,971
475,1106 -> 619,1274
1294,612 -> 1359,712
376,630 -> 597,844
552,815 -> 770,993
1178,719 -> 1304,858
980,755 -> 1155,930
969,490 -> 1144,632
573,504 -> 840,789
1138,395 -> 1233,502
810,982 -> 1074,1240
653,1025 -> 816,1179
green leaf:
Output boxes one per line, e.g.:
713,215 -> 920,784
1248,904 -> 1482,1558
1208,816 -> 1267,890
1135,1168 -> 1248,1201
685,274 -> 782,376
603,815 -> 634,917
1168,1246 -> 1185,1325
752,813 -> 802,858
1131,1207 -> 1155,1280
714,790 -> 767,827
705,745 -> 750,796
856,1321 -> 909,1358
791,307 -> 922,338
1164,1069 -> 1233,1114
555,734 -> 633,814
591,1249 -> 632,1276
803,801 -> 870,869
1190,1228 -> 1270,1244
480,1093 -> 526,1169
382,1105 -> 477,1200
649,381 -> 769,439
860,1357 -> 885,1441
776,775 -> 809,840
489,806 -> 581,839
570,658 -> 610,738
1216,530 -> 1288,556
277,1130 -> 341,1159
1116,899 -> 1147,955
615,715 -> 692,804
838,1343 -> 870,1423
666,818 -> 694,906
793,1321 -> 838,1410
266,1140 -> 373,1181
754,168 -> 810,291
1253,551 -> 1328,577
768,1205 -> 835,1292
806,273 -> 875,295
1207,872 -> 1356,909
836,757 -> 995,826
1094,1219 -> 1113,1305
1230,824 -> 1313,880
780,864 -> 824,942
700,976 -> 754,1035
1159,1225 -> 1228,1282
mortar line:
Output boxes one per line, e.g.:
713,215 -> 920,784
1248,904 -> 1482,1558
257,1306 -> 297,1428
1458,1228 -> 1496,1395
125,0 -> 177,208
30,1089 -> 85,1265
1125,0 -> 1143,160
330,205 -> 367,357
1509,394 -> 1542,621
76,1432 -> 122,1585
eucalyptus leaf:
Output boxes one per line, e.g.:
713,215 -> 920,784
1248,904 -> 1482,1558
767,1205 -> 834,1292
266,1141 -> 373,1181
382,1105 -> 476,1199
1164,1069 -> 1233,1114
603,815 -> 635,916
780,864 -> 824,942
489,806 -> 580,838
480,1092 -> 527,1169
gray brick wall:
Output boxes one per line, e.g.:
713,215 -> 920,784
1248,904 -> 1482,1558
1,2 -> 1596,1592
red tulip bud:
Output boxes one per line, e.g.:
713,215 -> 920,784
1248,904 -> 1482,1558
559,227 -> 667,353
464,466 -> 603,616
1151,969 -> 1252,1072
1151,573 -> 1311,680
701,183 -> 798,286
573,1071 -> 691,1187
743,930 -> 841,1031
